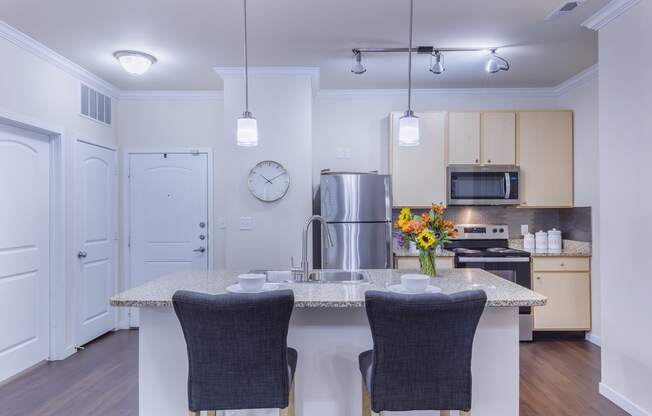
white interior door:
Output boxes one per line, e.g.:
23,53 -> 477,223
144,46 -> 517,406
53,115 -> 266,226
75,141 -> 117,346
0,123 -> 50,382
129,153 -> 209,326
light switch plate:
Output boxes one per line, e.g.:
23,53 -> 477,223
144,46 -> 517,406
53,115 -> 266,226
521,224 -> 529,236
239,216 -> 254,230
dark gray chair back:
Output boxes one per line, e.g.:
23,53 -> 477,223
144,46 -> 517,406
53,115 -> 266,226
363,290 -> 486,412
172,289 -> 295,412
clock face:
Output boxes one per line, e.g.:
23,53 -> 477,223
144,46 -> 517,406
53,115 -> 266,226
247,161 -> 290,202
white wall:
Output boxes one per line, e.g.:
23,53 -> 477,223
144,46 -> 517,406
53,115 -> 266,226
557,76 -> 601,342
597,2 -> 652,414
0,34 -> 118,359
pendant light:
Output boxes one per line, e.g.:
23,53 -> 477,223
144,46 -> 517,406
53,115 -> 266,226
398,0 -> 419,147
237,0 -> 258,147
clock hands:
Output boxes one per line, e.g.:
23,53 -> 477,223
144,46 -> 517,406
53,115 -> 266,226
267,172 -> 287,182
259,174 -> 273,184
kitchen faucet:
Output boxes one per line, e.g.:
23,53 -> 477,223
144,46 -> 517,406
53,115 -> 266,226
294,215 -> 334,281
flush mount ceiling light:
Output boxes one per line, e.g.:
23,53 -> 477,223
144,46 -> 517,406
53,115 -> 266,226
236,0 -> 258,147
113,50 -> 156,75
398,0 -> 419,147
351,51 -> 367,74
351,46 -> 510,76
485,49 -> 510,74
430,51 -> 445,75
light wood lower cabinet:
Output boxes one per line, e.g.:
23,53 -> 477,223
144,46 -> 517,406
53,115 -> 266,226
532,256 -> 591,331
394,256 -> 454,270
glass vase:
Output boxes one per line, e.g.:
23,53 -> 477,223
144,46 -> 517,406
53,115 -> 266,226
418,249 -> 437,277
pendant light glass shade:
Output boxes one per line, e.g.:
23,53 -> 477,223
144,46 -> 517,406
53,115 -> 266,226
237,112 -> 258,147
398,110 -> 419,147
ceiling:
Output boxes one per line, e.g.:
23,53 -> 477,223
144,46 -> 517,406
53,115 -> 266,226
1,0 -> 606,90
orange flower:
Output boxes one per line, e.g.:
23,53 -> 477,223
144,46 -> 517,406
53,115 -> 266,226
431,203 -> 445,214
421,212 -> 431,224
414,221 -> 427,233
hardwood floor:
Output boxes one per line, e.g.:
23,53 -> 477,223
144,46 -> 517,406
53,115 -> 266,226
0,330 -> 629,416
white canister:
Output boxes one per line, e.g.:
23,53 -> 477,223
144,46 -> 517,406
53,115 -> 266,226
535,230 -> 548,253
548,228 -> 562,254
523,233 -> 535,252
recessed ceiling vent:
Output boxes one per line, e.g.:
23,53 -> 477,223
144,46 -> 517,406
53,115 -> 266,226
80,83 -> 112,126
545,1 -> 585,20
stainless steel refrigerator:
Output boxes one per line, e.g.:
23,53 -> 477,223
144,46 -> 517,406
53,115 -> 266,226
314,171 -> 392,270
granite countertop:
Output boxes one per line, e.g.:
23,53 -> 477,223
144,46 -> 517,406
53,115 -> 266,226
508,239 -> 592,257
393,240 -> 592,258
110,268 -> 546,309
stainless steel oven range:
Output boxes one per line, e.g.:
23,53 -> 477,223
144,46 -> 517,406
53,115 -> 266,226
448,224 -> 533,341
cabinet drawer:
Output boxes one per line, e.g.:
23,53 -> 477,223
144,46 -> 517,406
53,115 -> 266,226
532,257 -> 589,272
533,272 -> 591,330
394,256 -> 454,270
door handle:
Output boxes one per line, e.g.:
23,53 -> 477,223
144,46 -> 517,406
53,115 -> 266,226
77,251 -> 87,259
193,247 -> 206,253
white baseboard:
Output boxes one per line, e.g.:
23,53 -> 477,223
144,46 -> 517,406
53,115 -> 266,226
600,382 -> 651,416
586,332 -> 601,346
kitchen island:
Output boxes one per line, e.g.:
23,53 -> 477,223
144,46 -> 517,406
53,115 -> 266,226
111,269 -> 545,416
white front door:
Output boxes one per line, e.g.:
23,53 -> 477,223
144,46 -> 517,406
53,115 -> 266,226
129,153 -> 209,326
75,141 -> 117,346
0,123 -> 50,382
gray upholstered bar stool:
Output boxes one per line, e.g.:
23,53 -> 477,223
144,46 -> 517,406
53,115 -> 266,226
172,289 -> 297,416
359,290 -> 487,416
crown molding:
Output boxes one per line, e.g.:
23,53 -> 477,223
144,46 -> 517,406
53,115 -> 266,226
553,64 -> 599,95
119,90 -> 223,101
581,0 -> 641,30
214,66 -> 320,95
0,20 -> 119,98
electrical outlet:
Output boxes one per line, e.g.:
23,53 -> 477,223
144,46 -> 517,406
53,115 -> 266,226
217,217 -> 227,229
336,147 -> 352,159
239,216 -> 254,230
521,224 -> 529,236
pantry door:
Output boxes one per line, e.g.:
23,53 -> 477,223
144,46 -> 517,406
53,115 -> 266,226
75,140 -> 118,347
128,152 -> 209,326
0,123 -> 50,382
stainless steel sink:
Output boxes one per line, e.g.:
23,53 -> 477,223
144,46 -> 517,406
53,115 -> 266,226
254,270 -> 369,283
309,270 -> 369,283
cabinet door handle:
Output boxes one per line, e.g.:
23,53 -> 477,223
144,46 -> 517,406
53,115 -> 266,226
536,276 -> 541,280
475,158 -> 479,163
560,263 -> 565,267
487,159 -> 492,163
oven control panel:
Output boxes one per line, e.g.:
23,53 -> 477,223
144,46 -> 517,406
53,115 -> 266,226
453,224 -> 509,240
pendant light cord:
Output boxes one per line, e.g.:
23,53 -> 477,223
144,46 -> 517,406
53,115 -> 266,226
407,0 -> 414,113
243,0 -> 249,113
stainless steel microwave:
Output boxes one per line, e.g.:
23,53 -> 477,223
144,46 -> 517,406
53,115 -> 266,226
447,165 -> 519,205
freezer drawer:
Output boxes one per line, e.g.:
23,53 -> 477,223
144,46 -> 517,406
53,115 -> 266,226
320,173 -> 391,222
322,222 -> 391,269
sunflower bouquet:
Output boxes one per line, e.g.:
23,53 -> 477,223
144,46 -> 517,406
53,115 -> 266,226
394,203 -> 457,276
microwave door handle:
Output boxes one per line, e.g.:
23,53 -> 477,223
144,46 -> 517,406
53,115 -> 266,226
504,172 -> 511,199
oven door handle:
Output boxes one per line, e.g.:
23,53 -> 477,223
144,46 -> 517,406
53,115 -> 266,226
458,257 -> 530,263
504,172 -> 511,199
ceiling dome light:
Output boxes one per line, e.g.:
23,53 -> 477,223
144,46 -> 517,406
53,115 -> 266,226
113,50 -> 157,75
351,51 -> 367,74
485,49 -> 510,74
430,51 -> 445,75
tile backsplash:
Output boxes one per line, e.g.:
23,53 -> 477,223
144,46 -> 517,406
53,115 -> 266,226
393,206 -> 592,242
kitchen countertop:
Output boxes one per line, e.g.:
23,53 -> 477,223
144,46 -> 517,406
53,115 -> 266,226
110,268 -> 546,308
393,239 -> 592,258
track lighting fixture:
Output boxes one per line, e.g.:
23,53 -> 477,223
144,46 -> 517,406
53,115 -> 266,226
351,51 -> 367,74
430,51 -> 445,75
351,46 -> 510,76
485,49 -> 510,74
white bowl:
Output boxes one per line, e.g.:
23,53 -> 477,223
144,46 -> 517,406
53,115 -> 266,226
400,274 -> 431,293
237,274 -> 267,292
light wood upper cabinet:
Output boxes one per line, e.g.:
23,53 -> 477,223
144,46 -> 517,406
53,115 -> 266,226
448,112 -> 481,164
518,111 -> 574,207
389,111 -> 446,207
482,112 -> 516,165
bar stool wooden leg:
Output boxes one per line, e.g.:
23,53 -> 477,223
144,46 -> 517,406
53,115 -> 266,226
439,411 -> 450,416
207,411 -> 217,416
188,412 -> 200,416
460,412 -> 472,416
280,381 -> 295,416
361,378 -> 372,416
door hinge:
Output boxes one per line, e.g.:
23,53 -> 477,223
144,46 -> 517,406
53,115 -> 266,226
128,234 -> 131,248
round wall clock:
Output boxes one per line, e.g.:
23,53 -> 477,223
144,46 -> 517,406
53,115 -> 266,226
247,160 -> 290,202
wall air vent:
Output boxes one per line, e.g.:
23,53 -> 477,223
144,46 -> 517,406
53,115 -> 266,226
80,83 -> 112,126
545,1 -> 585,20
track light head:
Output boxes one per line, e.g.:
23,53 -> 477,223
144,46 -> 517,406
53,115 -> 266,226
430,51 -> 445,75
351,51 -> 367,74
485,49 -> 510,74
